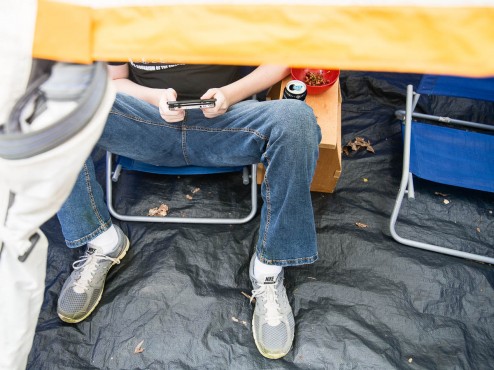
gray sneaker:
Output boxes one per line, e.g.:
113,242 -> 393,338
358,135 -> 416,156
249,254 -> 295,359
57,225 -> 129,323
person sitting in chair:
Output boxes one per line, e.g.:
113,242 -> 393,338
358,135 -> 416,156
56,61 -> 321,359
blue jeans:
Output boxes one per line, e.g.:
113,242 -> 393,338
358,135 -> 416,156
57,93 -> 321,266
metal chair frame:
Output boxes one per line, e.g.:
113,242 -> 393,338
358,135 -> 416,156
106,152 -> 258,224
390,82 -> 494,264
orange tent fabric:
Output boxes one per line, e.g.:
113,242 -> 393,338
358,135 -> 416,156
33,1 -> 494,76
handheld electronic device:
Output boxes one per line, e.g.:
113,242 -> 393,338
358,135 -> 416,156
167,99 -> 216,110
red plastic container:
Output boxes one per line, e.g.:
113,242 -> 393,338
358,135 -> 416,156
291,68 -> 340,95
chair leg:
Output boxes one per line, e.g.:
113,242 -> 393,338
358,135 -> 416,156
111,163 -> 122,182
242,166 -> 250,185
406,172 -> 415,199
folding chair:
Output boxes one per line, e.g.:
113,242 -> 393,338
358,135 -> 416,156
106,153 -> 258,224
390,75 -> 494,264
105,67 -> 278,225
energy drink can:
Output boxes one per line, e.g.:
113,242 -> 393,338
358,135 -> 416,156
282,80 -> 307,101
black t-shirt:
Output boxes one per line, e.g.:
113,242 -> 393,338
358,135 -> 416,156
109,60 -> 242,99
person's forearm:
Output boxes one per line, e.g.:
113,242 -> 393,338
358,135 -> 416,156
221,65 -> 290,105
112,79 -> 166,107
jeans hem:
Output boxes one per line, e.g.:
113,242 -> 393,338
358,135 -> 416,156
256,251 -> 318,267
64,219 -> 112,248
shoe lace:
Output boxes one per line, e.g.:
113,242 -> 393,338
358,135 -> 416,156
72,252 -> 120,293
251,284 -> 283,326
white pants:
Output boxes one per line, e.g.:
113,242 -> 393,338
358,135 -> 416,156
0,91 -> 114,369
0,2 -> 115,369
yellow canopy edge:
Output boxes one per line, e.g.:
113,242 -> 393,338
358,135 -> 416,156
33,1 -> 92,64
33,1 -> 494,76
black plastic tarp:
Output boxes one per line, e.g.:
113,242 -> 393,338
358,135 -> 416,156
31,72 -> 494,370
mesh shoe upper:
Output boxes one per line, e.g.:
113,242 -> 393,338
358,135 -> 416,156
249,254 -> 295,359
57,225 -> 129,323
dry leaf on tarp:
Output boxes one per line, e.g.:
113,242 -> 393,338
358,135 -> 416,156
134,340 -> 144,354
343,137 -> 375,156
355,222 -> 368,228
434,191 -> 449,197
148,203 -> 169,217
186,187 -> 200,200
241,291 -> 255,303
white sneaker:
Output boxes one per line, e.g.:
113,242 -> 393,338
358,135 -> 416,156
249,254 -> 295,359
57,225 -> 129,323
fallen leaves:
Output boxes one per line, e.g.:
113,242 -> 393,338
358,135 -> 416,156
186,187 -> 201,200
343,137 -> 375,156
134,340 -> 144,354
148,203 -> 169,217
241,291 -> 255,303
355,222 -> 368,229
434,191 -> 451,205
434,191 -> 449,197
231,316 -> 248,326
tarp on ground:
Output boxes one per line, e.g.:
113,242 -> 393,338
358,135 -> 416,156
30,71 -> 494,369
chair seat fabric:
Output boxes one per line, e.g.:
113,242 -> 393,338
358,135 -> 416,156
117,155 -> 244,175
407,121 -> 494,193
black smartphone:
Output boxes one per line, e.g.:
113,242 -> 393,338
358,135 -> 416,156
167,98 -> 216,110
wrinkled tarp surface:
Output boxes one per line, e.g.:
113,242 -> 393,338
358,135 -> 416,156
30,72 -> 494,370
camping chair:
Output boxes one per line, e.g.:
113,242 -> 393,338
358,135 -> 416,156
106,154 -> 258,224
390,74 -> 494,264
104,66 -> 279,225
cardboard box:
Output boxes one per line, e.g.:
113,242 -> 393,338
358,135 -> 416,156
257,77 -> 342,193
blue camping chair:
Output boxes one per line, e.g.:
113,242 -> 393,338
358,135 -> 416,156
106,153 -> 258,224
105,67 -> 271,225
390,75 -> 494,264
